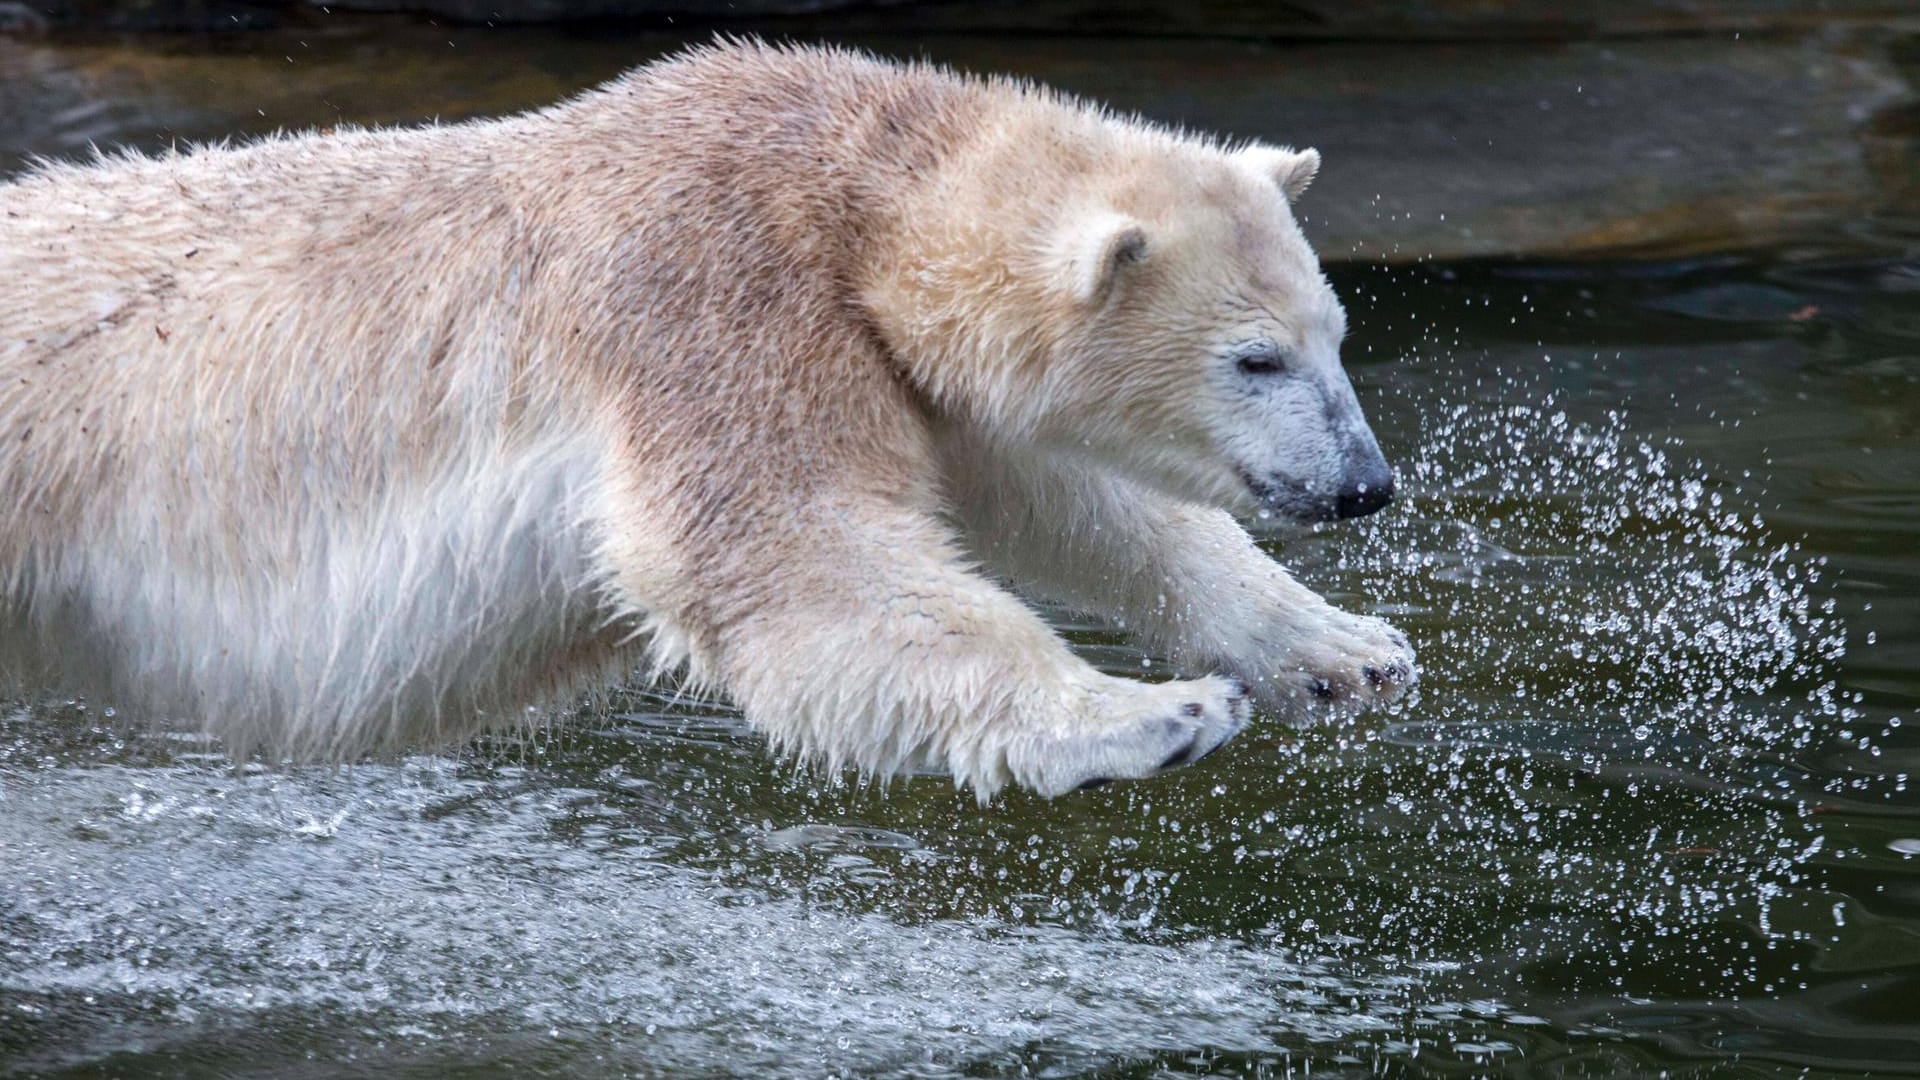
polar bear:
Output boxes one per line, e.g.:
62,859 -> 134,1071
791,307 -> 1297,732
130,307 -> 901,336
0,40 -> 1413,798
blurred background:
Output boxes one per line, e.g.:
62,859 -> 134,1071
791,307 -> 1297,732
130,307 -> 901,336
3,1 -> 1917,264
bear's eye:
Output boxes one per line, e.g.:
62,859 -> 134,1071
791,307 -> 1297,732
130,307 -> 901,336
1235,341 -> 1288,376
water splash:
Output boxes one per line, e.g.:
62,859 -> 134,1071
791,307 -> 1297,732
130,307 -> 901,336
0,751 -> 1535,1076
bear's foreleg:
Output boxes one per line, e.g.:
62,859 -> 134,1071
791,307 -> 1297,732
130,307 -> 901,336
944,443 -> 1416,719
699,497 -> 1248,799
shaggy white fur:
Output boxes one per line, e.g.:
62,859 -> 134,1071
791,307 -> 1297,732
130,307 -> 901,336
0,40 -> 1413,798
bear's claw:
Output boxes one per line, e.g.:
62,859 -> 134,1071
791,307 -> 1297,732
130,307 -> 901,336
1014,673 -> 1250,797
1259,610 -> 1417,718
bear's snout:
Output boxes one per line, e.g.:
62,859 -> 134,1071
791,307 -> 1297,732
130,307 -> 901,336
1333,455 -> 1394,520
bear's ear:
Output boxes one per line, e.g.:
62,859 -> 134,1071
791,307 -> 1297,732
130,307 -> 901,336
1056,211 -> 1149,306
1239,145 -> 1321,202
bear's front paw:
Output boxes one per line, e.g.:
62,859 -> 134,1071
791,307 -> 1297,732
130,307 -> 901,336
1006,674 -> 1251,797
1246,611 -> 1416,718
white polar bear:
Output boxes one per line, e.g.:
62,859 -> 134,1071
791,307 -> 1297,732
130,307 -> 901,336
0,41 -> 1414,798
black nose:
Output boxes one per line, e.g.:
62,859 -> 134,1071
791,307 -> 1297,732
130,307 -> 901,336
1334,469 -> 1394,520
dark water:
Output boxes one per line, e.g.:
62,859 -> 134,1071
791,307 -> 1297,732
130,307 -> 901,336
4,23 -> 1920,1080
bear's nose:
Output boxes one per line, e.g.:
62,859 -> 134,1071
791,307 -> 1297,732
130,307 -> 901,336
1333,468 -> 1394,520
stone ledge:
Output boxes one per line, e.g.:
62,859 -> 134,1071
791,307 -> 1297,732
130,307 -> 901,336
11,0 -> 1920,35
2,14 -> 1915,262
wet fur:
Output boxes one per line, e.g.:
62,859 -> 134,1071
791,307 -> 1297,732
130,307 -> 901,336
0,40 -> 1411,797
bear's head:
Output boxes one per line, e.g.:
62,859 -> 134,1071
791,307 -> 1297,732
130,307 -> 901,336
1036,142 -> 1393,524
869,119 -> 1394,525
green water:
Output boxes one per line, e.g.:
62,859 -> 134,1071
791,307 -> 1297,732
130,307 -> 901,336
4,21 -> 1920,1080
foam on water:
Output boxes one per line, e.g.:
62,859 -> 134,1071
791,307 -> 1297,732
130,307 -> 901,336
2,750 -> 1529,1076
